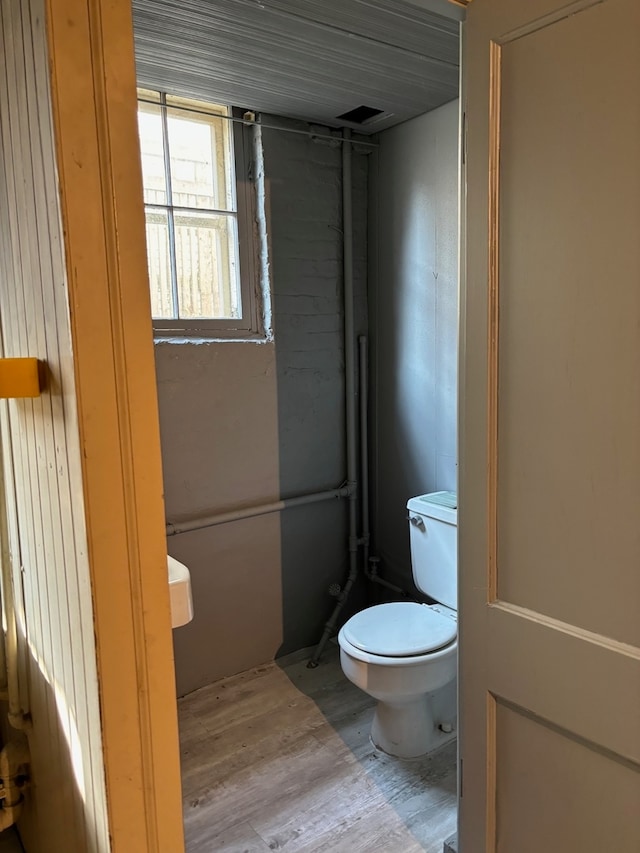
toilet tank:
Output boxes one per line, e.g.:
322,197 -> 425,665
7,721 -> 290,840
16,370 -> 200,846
406,491 -> 457,610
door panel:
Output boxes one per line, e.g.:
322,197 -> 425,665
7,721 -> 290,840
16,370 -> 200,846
497,0 -> 640,646
460,0 -> 640,850
487,605 -> 640,763
496,702 -> 640,853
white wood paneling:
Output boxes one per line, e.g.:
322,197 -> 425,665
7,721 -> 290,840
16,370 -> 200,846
0,1 -> 109,850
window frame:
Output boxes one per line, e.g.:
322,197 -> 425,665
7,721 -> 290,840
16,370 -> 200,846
138,93 -> 263,340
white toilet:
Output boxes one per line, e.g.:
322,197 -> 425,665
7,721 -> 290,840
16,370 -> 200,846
338,491 -> 457,758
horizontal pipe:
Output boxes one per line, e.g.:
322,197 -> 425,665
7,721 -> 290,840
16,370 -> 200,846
166,486 -> 350,537
137,98 -> 380,149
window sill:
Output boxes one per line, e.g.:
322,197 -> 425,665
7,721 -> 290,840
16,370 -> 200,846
153,332 -> 273,345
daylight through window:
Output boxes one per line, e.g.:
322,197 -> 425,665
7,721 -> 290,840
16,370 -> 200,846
137,90 -> 260,337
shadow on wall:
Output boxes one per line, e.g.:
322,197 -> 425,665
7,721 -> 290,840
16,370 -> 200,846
266,119 -> 370,659
371,100 -> 460,593
277,504 -> 348,658
161,118 -> 371,694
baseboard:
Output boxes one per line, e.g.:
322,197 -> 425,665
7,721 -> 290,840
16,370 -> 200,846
444,832 -> 458,853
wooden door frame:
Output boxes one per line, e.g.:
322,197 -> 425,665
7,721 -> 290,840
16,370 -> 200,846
44,0 -> 471,847
45,1 -> 184,849
456,24 -> 473,853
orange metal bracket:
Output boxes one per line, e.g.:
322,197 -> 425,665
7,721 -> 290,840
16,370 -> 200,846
0,359 -> 41,399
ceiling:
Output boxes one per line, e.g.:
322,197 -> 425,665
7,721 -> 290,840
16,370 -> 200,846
132,0 -> 460,134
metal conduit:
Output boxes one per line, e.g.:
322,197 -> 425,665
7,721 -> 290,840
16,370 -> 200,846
309,127 -> 359,667
166,486 -> 351,537
359,335 -> 370,575
137,97 -> 380,150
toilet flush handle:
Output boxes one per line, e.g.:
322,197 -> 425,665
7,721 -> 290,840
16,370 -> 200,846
409,514 -> 425,530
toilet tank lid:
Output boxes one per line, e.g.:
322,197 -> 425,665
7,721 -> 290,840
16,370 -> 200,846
343,602 -> 457,657
407,491 -> 457,523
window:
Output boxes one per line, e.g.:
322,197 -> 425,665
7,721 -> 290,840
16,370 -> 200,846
137,90 -> 264,339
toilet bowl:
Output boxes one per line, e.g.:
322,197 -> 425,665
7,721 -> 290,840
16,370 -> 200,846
338,491 -> 458,759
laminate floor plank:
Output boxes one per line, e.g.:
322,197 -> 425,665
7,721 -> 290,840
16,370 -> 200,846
185,730 -> 341,829
180,644 -> 457,852
186,818 -> 273,853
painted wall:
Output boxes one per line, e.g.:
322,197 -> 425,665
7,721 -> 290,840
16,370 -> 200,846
0,3 -> 109,849
161,116 -> 368,696
369,100 -> 459,593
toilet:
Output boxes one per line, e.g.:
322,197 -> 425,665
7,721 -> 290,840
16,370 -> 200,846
338,491 -> 457,758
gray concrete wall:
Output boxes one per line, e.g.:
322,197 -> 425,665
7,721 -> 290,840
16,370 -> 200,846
369,100 -> 459,593
160,116 -> 368,696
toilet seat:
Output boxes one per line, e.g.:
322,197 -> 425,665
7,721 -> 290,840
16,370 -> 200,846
342,602 -> 457,658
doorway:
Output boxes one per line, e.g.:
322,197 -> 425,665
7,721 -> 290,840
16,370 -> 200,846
131,0 -> 464,850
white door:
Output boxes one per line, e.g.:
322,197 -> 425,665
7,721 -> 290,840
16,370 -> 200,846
459,0 -> 640,850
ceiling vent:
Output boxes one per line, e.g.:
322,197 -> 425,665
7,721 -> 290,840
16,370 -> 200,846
336,105 -> 385,125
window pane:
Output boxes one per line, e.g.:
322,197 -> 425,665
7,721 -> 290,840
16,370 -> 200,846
138,104 -> 167,205
166,107 -> 235,212
174,212 -> 241,319
144,208 -> 174,318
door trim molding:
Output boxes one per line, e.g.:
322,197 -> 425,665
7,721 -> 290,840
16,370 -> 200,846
491,601 -> 640,660
487,38 -> 501,605
485,692 -> 498,851
498,0 -> 604,43
45,1 -> 184,849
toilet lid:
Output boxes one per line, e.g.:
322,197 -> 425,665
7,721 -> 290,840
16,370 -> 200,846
343,602 -> 457,657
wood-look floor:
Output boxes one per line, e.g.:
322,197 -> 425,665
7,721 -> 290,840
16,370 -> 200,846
178,642 -> 457,852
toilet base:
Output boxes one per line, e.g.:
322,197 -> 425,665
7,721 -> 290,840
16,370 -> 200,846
371,692 -> 456,759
